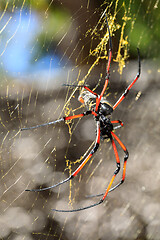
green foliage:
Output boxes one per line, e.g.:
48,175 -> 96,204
1,0 -> 159,60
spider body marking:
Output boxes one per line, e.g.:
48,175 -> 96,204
96,101 -> 113,139
99,115 -> 113,139
22,13 -> 141,212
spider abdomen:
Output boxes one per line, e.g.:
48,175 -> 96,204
100,118 -> 113,138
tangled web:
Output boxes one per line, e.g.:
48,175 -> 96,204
0,0 -> 160,239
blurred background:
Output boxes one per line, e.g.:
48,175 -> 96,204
0,0 -> 160,240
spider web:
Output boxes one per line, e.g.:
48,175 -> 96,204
0,0 -> 160,240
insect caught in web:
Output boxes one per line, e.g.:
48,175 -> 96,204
21,14 -> 141,212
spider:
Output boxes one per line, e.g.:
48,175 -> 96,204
21,14 -> 141,212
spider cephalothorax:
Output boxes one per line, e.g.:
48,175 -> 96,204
78,89 -> 97,110
21,13 -> 141,212
78,91 -> 114,138
99,100 -> 113,116
78,89 -> 113,115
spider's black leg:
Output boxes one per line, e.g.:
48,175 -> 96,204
87,131 -> 129,198
86,129 -> 127,199
113,48 -> 141,110
52,200 -> 103,212
25,120 -> 100,192
21,118 -> 64,131
52,134 -> 122,212
88,135 -> 121,199
21,111 -> 96,131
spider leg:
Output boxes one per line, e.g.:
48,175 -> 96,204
52,200 -> 103,212
64,15 -> 112,114
111,120 -> 124,130
83,86 -> 98,97
94,135 -> 121,203
21,111 -> 97,131
109,131 -> 128,190
96,15 -> 112,111
25,121 -> 100,192
113,48 -> 141,110
21,118 -> 64,131
52,134 -> 122,212
63,84 -> 98,97
85,127 -> 128,199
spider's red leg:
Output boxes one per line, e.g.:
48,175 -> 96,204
99,44 -> 112,99
21,111 -> 97,131
111,120 -> 124,130
25,120 -> 100,192
113,48 -> 141,110
96,16 -> 112,111
64,110 -> 97,120
85,129 -> 126,198
87,133 -> 128,199
95,66 -> 111,112
83,86 -> 98,97
63,84 -> 98,97
108,131 -> 129,191
52,134 -> 121,212
71,121 -> 100,177
111,120 -> 123,126
97,135 -> 121,202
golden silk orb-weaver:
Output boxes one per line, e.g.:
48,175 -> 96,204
21,14 -> 141,212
